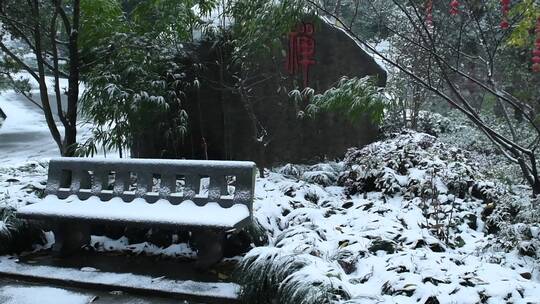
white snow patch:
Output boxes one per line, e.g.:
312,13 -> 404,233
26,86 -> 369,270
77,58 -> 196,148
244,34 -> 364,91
0,286 -> 92,304
0,256 -> 239,299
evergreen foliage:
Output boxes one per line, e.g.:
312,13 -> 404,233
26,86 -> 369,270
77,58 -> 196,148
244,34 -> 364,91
306,76 -> 386,124
0,207 -> 45,254
236,247 -> 350,304
78,0 -> 217,156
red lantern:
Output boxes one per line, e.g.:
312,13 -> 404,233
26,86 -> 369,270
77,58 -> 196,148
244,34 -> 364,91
500,0 -> 510,29
533,56 -> 540,64
425,0 -> 433,26
450,0 -> 459,15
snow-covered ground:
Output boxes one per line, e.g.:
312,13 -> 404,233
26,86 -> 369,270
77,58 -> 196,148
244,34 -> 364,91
235,132 -> 540,304
247,170 -> 540,303
0,90 -> 60,164
0,74 -> 91,165
0,285 -> 93,304
1,87 -> 540,303
2,155 -> 540,303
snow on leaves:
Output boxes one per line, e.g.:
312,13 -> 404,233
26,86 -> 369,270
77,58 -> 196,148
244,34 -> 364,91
241,131 -> 540,304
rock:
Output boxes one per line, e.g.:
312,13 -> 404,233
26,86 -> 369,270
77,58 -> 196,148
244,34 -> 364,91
425,296 -> 440,304
429,243 -> 446,253
520,272 -> 532,280
369,239 -> 396,254
464,213 -> 478,230
342,201 -> 354,209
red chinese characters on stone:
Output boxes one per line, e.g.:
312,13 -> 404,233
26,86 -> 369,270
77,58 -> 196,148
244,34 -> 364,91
286,22 -> 316,87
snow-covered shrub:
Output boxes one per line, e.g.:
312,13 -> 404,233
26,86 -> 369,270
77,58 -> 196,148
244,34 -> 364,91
486,193 -> 540,257
336,130 -> 528,248
277,162 -> 342,187
0,161 -> 48,254
236,247 -> 350,304
438,110 -> 535,185
339,131 -> 477,199
278,163 -> 303,178
249,167 -> 540,303
381,110 -> 453,137
0,207 -> 45,254
301,170 -> 337,187
415,111 -> 453,136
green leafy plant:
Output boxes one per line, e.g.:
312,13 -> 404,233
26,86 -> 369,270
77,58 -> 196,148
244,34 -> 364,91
236,247 -> 350,304
306,76 -> 386,124
0,207 -> 45,254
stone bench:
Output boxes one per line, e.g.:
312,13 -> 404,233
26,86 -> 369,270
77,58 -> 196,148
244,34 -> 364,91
18,157 -> 257,267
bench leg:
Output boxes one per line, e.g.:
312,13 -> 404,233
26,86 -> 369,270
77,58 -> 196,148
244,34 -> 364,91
192,229 -> 225,269
52,222 -> 91,256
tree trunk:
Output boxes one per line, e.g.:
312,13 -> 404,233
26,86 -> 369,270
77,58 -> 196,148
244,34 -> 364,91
238,88 -> 266,177
63,0 -> 81,157
532,179 -> 540,197
32,0 -> 63,154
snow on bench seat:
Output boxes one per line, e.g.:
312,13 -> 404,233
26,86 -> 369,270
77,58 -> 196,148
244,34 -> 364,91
19,195 -> 250,229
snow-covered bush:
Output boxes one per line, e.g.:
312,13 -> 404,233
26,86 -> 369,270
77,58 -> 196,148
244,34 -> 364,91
438,110 -> 535,185
381,110 -> 453,137
415,111 -> 453,136
277,162 -> 343,187
0,207 -> 45,254
247,160 -> 540,303
0,162 -> 48,254
339,131 -> 478,199
335,130 -> 535,250
301,167 -> 339,187
237,247 -> 350,304
486,192 -> 540,258
278,163 -> 303,178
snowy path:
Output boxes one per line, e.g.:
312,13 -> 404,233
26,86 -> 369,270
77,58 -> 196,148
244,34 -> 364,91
0,256 -> 236,303
0,90 -> 61,165
0,278 -> 203,304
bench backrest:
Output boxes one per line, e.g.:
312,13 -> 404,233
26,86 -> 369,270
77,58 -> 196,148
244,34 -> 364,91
46,158 -> 257,211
